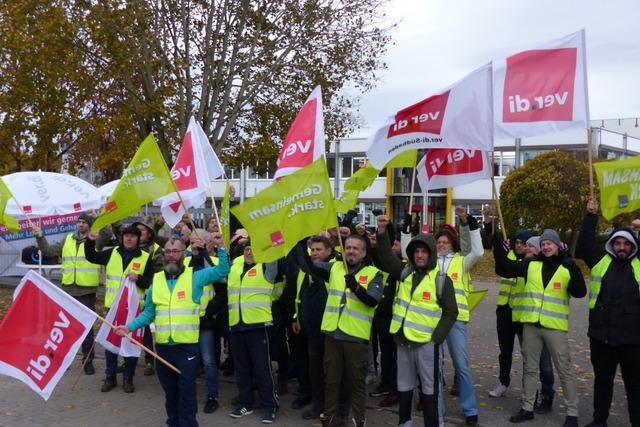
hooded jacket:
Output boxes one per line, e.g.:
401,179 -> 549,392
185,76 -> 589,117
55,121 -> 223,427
577,213 -> 640,345
376,231 -> 458,345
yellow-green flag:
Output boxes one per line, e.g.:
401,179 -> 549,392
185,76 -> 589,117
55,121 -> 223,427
220,180 -> 231,249
92,134 -> 176,232
0,177 -> 20,233
335,190 -> 359,213
344,162 -> 380,192
386,149 -> 418,168
594,155 -> 640,220
468,289 -> 488,312
231,157 -> 338,263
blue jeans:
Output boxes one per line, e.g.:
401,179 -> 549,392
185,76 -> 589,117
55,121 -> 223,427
445,321 -> 478,417
199,329 -> 219,398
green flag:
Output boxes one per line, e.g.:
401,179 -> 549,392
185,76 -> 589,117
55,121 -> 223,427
231,157 -> 338,263
220,180 -> 231,249
385,149 -> 418,168
468,289 -> 488,312
92,134 -> 176,232
335,190 -> 359,214
344,162 -> 380,192
0,177 -> 20,233
594,155 -> 640,220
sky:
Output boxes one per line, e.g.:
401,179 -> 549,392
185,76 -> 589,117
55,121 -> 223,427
351,0 -> 640,136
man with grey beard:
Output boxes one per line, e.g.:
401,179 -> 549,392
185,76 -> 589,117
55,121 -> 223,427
116,237 -> 230,427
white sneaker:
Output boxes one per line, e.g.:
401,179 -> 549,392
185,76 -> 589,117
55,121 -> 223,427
489,383 -> 508,398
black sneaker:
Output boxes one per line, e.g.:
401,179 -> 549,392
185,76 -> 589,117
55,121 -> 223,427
534,394 -> 553,414
143,362 -> 155,376
229,406 -> 253,418
84,361 -> 95,375
262,407 -> 277,424
450,384 -> 459,396
291,396 -> 310,409
584,421 -> 607,427
563,416 -> 578,427
204,396 -> 218,414
302,409 -> 321,420
466,415 -> 479,426
369,383 -> 393,397
509,409 -> 534,423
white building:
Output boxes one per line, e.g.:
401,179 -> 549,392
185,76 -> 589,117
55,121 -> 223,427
212,117 -> 640,228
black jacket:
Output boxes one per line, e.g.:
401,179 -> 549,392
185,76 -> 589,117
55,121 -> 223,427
576,213 -> 640,346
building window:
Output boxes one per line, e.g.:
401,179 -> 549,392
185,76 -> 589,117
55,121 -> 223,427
342,156 -> 353,177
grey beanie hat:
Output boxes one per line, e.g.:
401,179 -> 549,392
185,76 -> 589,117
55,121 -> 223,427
540,229 -> 562,248
525,236 -> 541,253
77,211 -> 94,226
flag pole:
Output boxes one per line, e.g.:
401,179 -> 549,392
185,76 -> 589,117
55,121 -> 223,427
336,228 -> 349,272
169,180 -> 203,241
491,176 -> 508,241
490,151 -> 496,235
95,313 -> 181,374
208,185 -> 222,228
587,127 -> 594,200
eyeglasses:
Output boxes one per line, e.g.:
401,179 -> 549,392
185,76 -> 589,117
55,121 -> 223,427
165,249 -> 184,255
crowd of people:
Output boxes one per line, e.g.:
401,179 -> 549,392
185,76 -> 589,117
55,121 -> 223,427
29,200 -> 640,427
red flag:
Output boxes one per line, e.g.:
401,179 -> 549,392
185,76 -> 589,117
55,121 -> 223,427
95,279 -> 144,358
416,149 -> 492,191
274,86 -> 325,180
493,29 -> 589,138
366,64 -> 493,169
159,116 -> 225,227
0,271 -> 97,400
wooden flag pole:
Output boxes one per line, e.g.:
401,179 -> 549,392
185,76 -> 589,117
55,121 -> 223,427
336,228 -> 349,272
95,313 -> 181,374
491,176 -> 508,241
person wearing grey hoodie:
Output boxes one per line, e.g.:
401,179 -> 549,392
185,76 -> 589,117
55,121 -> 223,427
376,215 -> 458,427
576,198 -> 640,427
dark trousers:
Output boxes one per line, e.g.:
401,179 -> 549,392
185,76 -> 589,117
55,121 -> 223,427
75,293 -> 96,362
291,331 -> 311,398
270,302 -> 290,383
105,350 -> 137,378
309,335 -> 351,417
590,338 -> 640,425
374,316 -> 397,386
496,305 -> 522,387
324,336 -> 368,422
230,327 -> 279,410
156,343 -> 200,427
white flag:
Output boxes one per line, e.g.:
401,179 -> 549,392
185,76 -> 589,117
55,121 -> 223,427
366,64 -> 493,170
274,86 -> 325,180
417,149 -> 492,191
159,116 -> 225,227
493,29 -> 589,138
95,279 -> 144,358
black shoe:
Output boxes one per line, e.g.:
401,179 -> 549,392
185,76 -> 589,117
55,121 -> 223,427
101,376 -> 117,392
585,421 -> 607,427
204,396 -> 219,414
450,383 -> 459,396
291,396 -> 311,409
534,394 -> 553,414
563,416 -> 578,427
84,361 -> 95,375
466,415 -> 479,426
509,409 -> 534,423
122,377 -> 135,393
369,383 -> 393,397
302,409 -> 322,420
143,362 -> 155,376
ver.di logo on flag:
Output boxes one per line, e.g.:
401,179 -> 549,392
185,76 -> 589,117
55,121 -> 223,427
270,230 -> 285,247
387,91 -> 450,138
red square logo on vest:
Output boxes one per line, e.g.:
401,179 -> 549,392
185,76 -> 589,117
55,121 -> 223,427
247,268 -> 257,277
553,281 -> 561,290
358,275 -> 368,284
177,290 -> 185,300
450,272 -> 458,280
131,263 -> 140,272
503,48 -> 577,123
423,291 -> 431,301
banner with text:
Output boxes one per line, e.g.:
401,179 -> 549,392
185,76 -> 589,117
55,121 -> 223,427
232,158 -> 337,263
493,29 -> 589,138
594,155 -> 640,220
0,271 -> 97,400
366,63 -> 493,169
